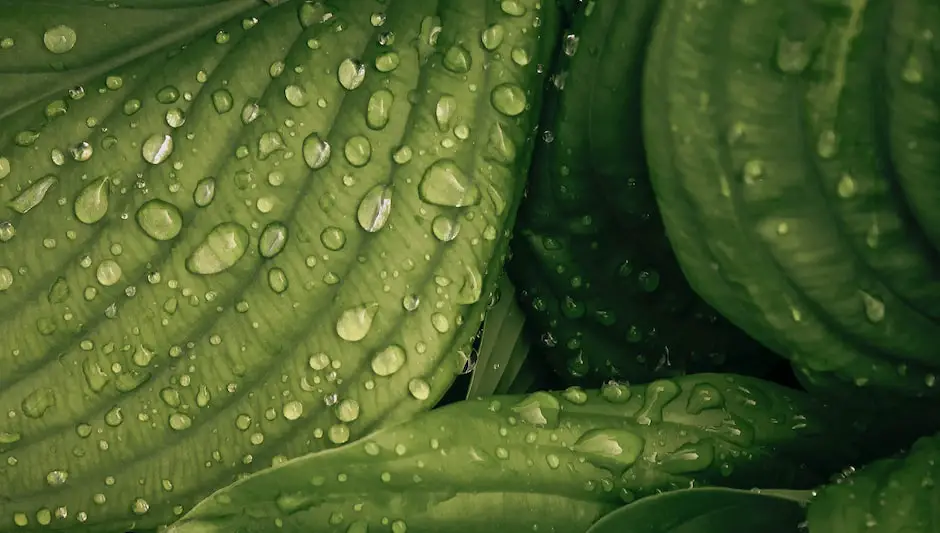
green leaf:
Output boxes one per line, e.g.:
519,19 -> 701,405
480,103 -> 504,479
0,0 -> 261,119
586,487 -> 809,533
807,431 -> 940,533
166,374 -> 859,533
468,276 -> 534,398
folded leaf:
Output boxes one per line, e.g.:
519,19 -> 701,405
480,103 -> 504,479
167,374 -> 858,533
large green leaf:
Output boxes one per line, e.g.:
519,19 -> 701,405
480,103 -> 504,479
0,0 -> 558,531
166,374 -> 860,533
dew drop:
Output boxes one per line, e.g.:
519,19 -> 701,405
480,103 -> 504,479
336,303 -> 379,342
185,222 -> 250,275
136,199 -> 183,241
73,177 -> 110,224
357,184 -> 393,232
418,159 -> 480,207
142,134 -> 174,165
371,345 -> 407,376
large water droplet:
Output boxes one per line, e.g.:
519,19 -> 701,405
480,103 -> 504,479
136,199 -> 183,241
443,45 -> 472,73
74,177 -> 110,224
338,58 -> 366,90
511,392 -> 560,428
336,303 -> 378,342
572,429 -> 645,473
142,134 -> 174,165
434,95 -> 457,131
185,222 -> 250,275
357,184 -> 393,232
418,159 -> 480,207
43,25 -> 77,54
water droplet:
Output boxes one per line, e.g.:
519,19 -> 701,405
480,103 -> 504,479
481,24 -> 505,50
434,95 -> 458,131
367,89 -> 394,130
371,345 -> 407,376
837,173 -> 857,198
212,89 -> 234,113
71,177 -> 109,224
165,108 -> 186,128
142,134 -> 174,165
408,378 -> 430,400
338,58 -> 366,90
443,45 -> 472,73
22,388 -> 56,418
635,379 -> 680,425
335,399 -> 360,422
686,383 -> 724,414
303,133 -> 332,169
285,84 -> 308,107
0,267 -> 13,291
431,215 -> 460,241
375,51 -> 401,72
193,177 -> 217,207
156,85 -> 180,104
500,0 -> 526,16
268,267 -> 289,293
258,131 -> 286,160
860,291 -> 885,323
344,135 -> 372,167
357,185 -> 393,232
0,157 -> 10,179
259,222 -> 289,258
419,159 -> 480,207
511,392 -> 560,428
456,266 -> 482,304
43,25 -> 77,54
10,175 -> 57,214
336,303 -> 378,342
573,429 -> 645,473
491,84 -> 527,116
658,440 -> 716,474
600,381 -> 631,403
96,259 -> 123,286
136,199 -> 183,241
168,412 -> 192,430
283,400 -> 304,421
185,222 -> 250,275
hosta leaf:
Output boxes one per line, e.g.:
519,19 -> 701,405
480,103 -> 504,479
0,0 -> 558,531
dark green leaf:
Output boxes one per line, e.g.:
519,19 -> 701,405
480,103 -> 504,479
586,487 -> 809,533
166,374 -> 858,533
